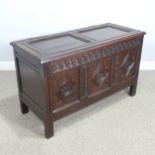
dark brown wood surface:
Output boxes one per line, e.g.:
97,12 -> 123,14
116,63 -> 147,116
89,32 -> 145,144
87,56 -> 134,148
10,23 -> 146,138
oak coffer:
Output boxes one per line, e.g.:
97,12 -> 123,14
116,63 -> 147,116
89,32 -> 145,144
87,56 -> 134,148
10,23 -> 146,138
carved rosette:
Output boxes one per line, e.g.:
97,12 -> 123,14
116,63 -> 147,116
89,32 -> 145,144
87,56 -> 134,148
49,37 -> 141,75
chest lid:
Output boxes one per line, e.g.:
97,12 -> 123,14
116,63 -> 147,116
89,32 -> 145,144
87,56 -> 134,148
10,23 -> 145,63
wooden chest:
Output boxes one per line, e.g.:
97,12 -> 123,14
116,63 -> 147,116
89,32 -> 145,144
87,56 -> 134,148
10,23 -> 145,138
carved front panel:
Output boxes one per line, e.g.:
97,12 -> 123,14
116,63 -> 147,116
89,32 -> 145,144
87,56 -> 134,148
115,47 -> 139,82
48,37 -> 142,107
87,56 -> 112,96
50,67 -> 80,109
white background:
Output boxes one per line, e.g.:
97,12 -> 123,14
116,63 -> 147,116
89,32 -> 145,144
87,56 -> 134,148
0,0 -> 155,66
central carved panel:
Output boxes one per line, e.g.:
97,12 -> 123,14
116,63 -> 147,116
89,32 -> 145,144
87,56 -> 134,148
87,56 -> 111,96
